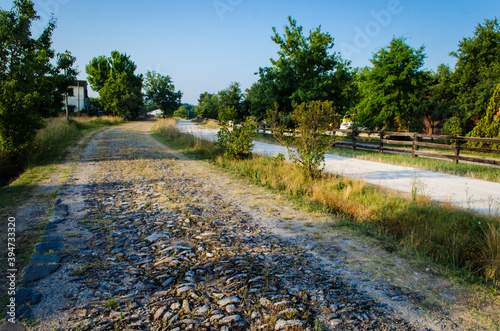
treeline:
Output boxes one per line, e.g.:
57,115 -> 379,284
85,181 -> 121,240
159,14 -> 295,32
196,17 -> 500,141
86,55 -> 182,120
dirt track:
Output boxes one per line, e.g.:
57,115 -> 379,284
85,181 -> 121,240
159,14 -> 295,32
5,120 -> 500,331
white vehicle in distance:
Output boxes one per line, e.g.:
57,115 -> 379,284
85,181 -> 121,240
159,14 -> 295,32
340,122 -> 352,130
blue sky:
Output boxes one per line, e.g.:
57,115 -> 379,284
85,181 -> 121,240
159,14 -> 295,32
1,0 -> 499,104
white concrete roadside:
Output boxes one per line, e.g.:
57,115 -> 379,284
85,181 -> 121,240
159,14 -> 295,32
176,120 -> 500,216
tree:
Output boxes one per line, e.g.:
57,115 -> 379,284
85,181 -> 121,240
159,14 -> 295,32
243,81 -> 268,121
86,56 -> 110,92
354,37 -> 428,131
197,83 -> 244,120
89,97 -> 103,115
173,106 -> 188,119
86,51 -> 143,119
419,64 -> 455,134
450,18 -> 500,133
100,70 -> 143,119
218,82 -> 244,119
197,92 -> 219,119
269,101 -> 337,177
0,0 -> 77,153
252,17 -> 356,120
467,83 -> 500,148
144,70 -> 182,117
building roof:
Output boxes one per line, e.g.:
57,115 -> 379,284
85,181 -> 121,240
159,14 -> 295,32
72,80 -> 88,87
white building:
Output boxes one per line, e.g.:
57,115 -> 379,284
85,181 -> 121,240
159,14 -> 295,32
148,109 -> 163,118
66,80 -> 90,113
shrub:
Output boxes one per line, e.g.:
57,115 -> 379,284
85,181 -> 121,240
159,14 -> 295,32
216,107 -> 258,159
269,101 -> 337,177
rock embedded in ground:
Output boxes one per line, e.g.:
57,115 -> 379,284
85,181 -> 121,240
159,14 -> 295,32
15,288 -> 42,306
21,264 -> 60,283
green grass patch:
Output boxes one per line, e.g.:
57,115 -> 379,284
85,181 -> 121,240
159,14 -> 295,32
0,165 -> 58,211
153,122 -> 500,288
327,140 -> 500,183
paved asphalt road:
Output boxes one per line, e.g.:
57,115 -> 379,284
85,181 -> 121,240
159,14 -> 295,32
177,120 -> 500,216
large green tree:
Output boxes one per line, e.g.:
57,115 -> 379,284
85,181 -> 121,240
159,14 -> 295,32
450,18 -> 500,134
249,16 -> 356,120
218,82 -> 246,118
418,64 -> 455,134
144,70 -> 182,117
86,51 -> 143,119
197,92 -> 219,119
0,0 -> 77,153
354,37 -> 428,131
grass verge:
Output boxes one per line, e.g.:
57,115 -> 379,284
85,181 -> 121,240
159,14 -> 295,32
153,120 -> 500,289
151,118 -> 222,159
326,144 -> 500,183
190,117 -> 221,130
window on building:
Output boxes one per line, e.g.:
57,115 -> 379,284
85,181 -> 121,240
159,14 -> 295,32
68,88 -> 74,97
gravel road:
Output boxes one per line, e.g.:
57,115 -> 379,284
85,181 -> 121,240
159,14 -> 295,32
8,121 -> 500,331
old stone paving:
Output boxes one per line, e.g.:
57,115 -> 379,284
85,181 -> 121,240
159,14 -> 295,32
13,122 -> 472,330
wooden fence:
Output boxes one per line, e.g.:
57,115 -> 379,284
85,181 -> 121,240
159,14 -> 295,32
257,125 -> 500,166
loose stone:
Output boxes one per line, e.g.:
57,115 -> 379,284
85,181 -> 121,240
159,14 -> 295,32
218,296 -> 241,307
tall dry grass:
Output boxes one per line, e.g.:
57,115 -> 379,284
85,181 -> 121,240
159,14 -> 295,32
480,224 -> 500,284
152,118 -> 219,159
0,115 -> 124,185
215,153 -> 500,284
24,115 -> 124,167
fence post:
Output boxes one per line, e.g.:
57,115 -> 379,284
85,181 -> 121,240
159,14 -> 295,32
379,131 -> 384,153
352,129 -> 357,151
454,137 -> 461,164
412,133 -> 419,158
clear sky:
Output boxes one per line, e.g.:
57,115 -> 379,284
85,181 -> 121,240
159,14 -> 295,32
1,0 -> 499,104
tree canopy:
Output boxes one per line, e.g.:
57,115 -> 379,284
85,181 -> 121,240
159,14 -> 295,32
0,0 -> 77,153
245,17 -> 356,121
196,82 -> 244,120
197,92 -> 220,119
86,51 -> 143,119
144,70 -> 182,117
354,37 -> 428,131
449,18 -> 500,133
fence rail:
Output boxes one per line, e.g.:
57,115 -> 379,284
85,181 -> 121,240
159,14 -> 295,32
257,125 -> 500,166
